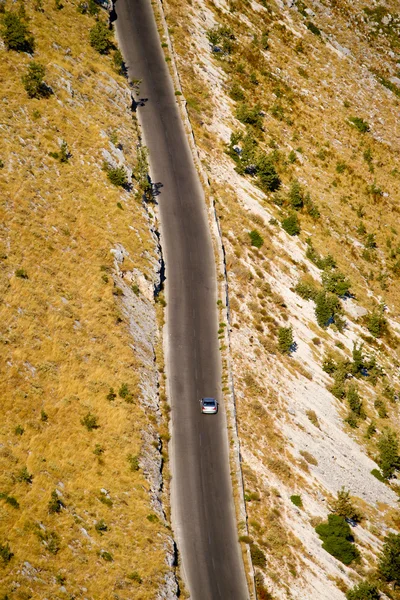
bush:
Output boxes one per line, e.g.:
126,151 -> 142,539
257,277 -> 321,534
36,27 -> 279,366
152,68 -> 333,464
236,103 -> 263,129
377,428 -> 399,479
250,543 -> 266,568
322,271 -> 351,297
15,467 -> 33,484
128,571 -> 143,583
15,268 -> 28,279
90,21 -> 113,54
346,385 -> 363,417
0,493 -> 19,509
378,533 -> 400,585
119,383 -> 133,403
366,309 -> 387,338
249,229 -> 264,248
0,543 -> 13,563
290,495 -> 303,508
278,326 -> 294,354
22,62 -> 51,98
95,519 -> 108,534
306,21 -> 321,36
1,11 -> 34,52
229,83 -> 244,101
48,490 -> 64,514
81,412 -> 99,431
288,180 -> 304,210
315,291 -> 338,328
349,116 -> 370,133
371,468 -> 385,482
295,280 -> 318,301
330,487 -> 361,522
112,49 -> 125,76
104,164 -> 128,187
346,582 -> 380,600
257,154 -> 280,192
106,387 -> 116,402
100,550 -> 113,561
315,514 -> 359,565
281,213 -> 300,236
127,454 -> 140,471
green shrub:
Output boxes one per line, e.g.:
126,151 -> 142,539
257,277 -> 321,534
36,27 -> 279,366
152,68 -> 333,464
127,454 -> 140,471
112,49 -> 125,75
41,409 -> 48,422
229,83 -> 245,101
15,467 -> 33,484
128,571 -> 142,583
15,268 -> 28,279
249,229 -> 264,248
104,164 -> 128,187
1,11 -> 34,52
118,383 -> 133,403
346,582 -> 380,600
95,519 -> 108,534
250,543 -> 266,568
288,180 -> 304,210
22,62 -> 51,99
295,280 -> 318,301
14,425 -> 24,435
90,21 -> 113,54
322,271 -> 351,297
374,399 -> 388,419
100,550 -> 113,562
378,533 -> 400,586
146,513 -> 159,523
257,154 -> 281,192
315,291 -> 338,328
315,514 -> 359,565
106,387 -> 116,402
238,535 -> 253,544
99,491 -> 113,507
349,116 -> 370,133
48,490 -> 64,514
377,428 -> 399,479
330,487 -> 361,522
366,309 -> 387,338
365,421 -> 377,439
0,543 -> 13,563
290,495 -> 303,508
306,21 -> 321,36
81,412 -> 99,431
371,468 -> 385,482
278,326 -> 294,354
236,103 -> 263,129
0,493 -> 19,509
281,213 -> 300,236
346,385 -> 363,417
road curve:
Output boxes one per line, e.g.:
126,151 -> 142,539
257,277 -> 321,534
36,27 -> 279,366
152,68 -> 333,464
114,2 -> 249,598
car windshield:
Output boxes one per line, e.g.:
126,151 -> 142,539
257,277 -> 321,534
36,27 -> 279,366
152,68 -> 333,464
204,400 -> 215,406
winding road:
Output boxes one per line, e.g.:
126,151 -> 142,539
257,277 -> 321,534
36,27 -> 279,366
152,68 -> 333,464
114,1 -> 249,598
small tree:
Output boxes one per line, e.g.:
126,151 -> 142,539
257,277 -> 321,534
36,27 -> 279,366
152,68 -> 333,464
377,428 -> 399,479
288,180 -> 304,210
22,62 -> 50,98
0,542 -> 13,563
330,487 -> 361,522
378,533 -> 400,586
322,270 -> 351,297
257,154 -> 280,192
81,412 -> 99,431
346,385 -> 363,418
48,490 -> 65,514
90,21 -> 113,54
315,291 -> 334,327
351,342 -> 364,376
281,213 -> 300,236
278,326 -> 294,354
1,11 -> 34,52
104,164 -> 128,187
366,308 -> 387,338
346,582 -> 380,600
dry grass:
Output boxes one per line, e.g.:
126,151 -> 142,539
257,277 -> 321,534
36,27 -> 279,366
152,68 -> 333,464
0,1 -> 169,598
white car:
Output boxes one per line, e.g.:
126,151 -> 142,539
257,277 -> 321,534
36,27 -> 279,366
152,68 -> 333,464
200,397 -> 218,414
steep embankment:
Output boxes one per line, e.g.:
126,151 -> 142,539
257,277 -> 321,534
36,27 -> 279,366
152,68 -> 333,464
0,1 -> 175,598
157,0 -> 400,598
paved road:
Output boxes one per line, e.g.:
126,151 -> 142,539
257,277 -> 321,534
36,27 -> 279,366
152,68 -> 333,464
114,2 -> 249,598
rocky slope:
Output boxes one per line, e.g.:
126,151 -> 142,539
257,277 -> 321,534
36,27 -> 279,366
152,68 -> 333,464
0,1 -> 176,598
158,0 -> 400,597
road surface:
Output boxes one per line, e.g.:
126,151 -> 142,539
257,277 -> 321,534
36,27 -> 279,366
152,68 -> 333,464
114,1 -> 249,598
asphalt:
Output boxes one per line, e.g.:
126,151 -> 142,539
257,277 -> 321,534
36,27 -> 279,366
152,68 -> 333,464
114,2 -> 249,598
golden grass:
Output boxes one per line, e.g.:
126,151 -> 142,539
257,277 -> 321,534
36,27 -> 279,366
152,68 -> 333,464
0,1 -> 169,598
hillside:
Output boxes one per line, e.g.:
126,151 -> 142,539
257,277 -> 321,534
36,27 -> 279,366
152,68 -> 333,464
157,0 -> 400,597
0,1 -> 176,599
